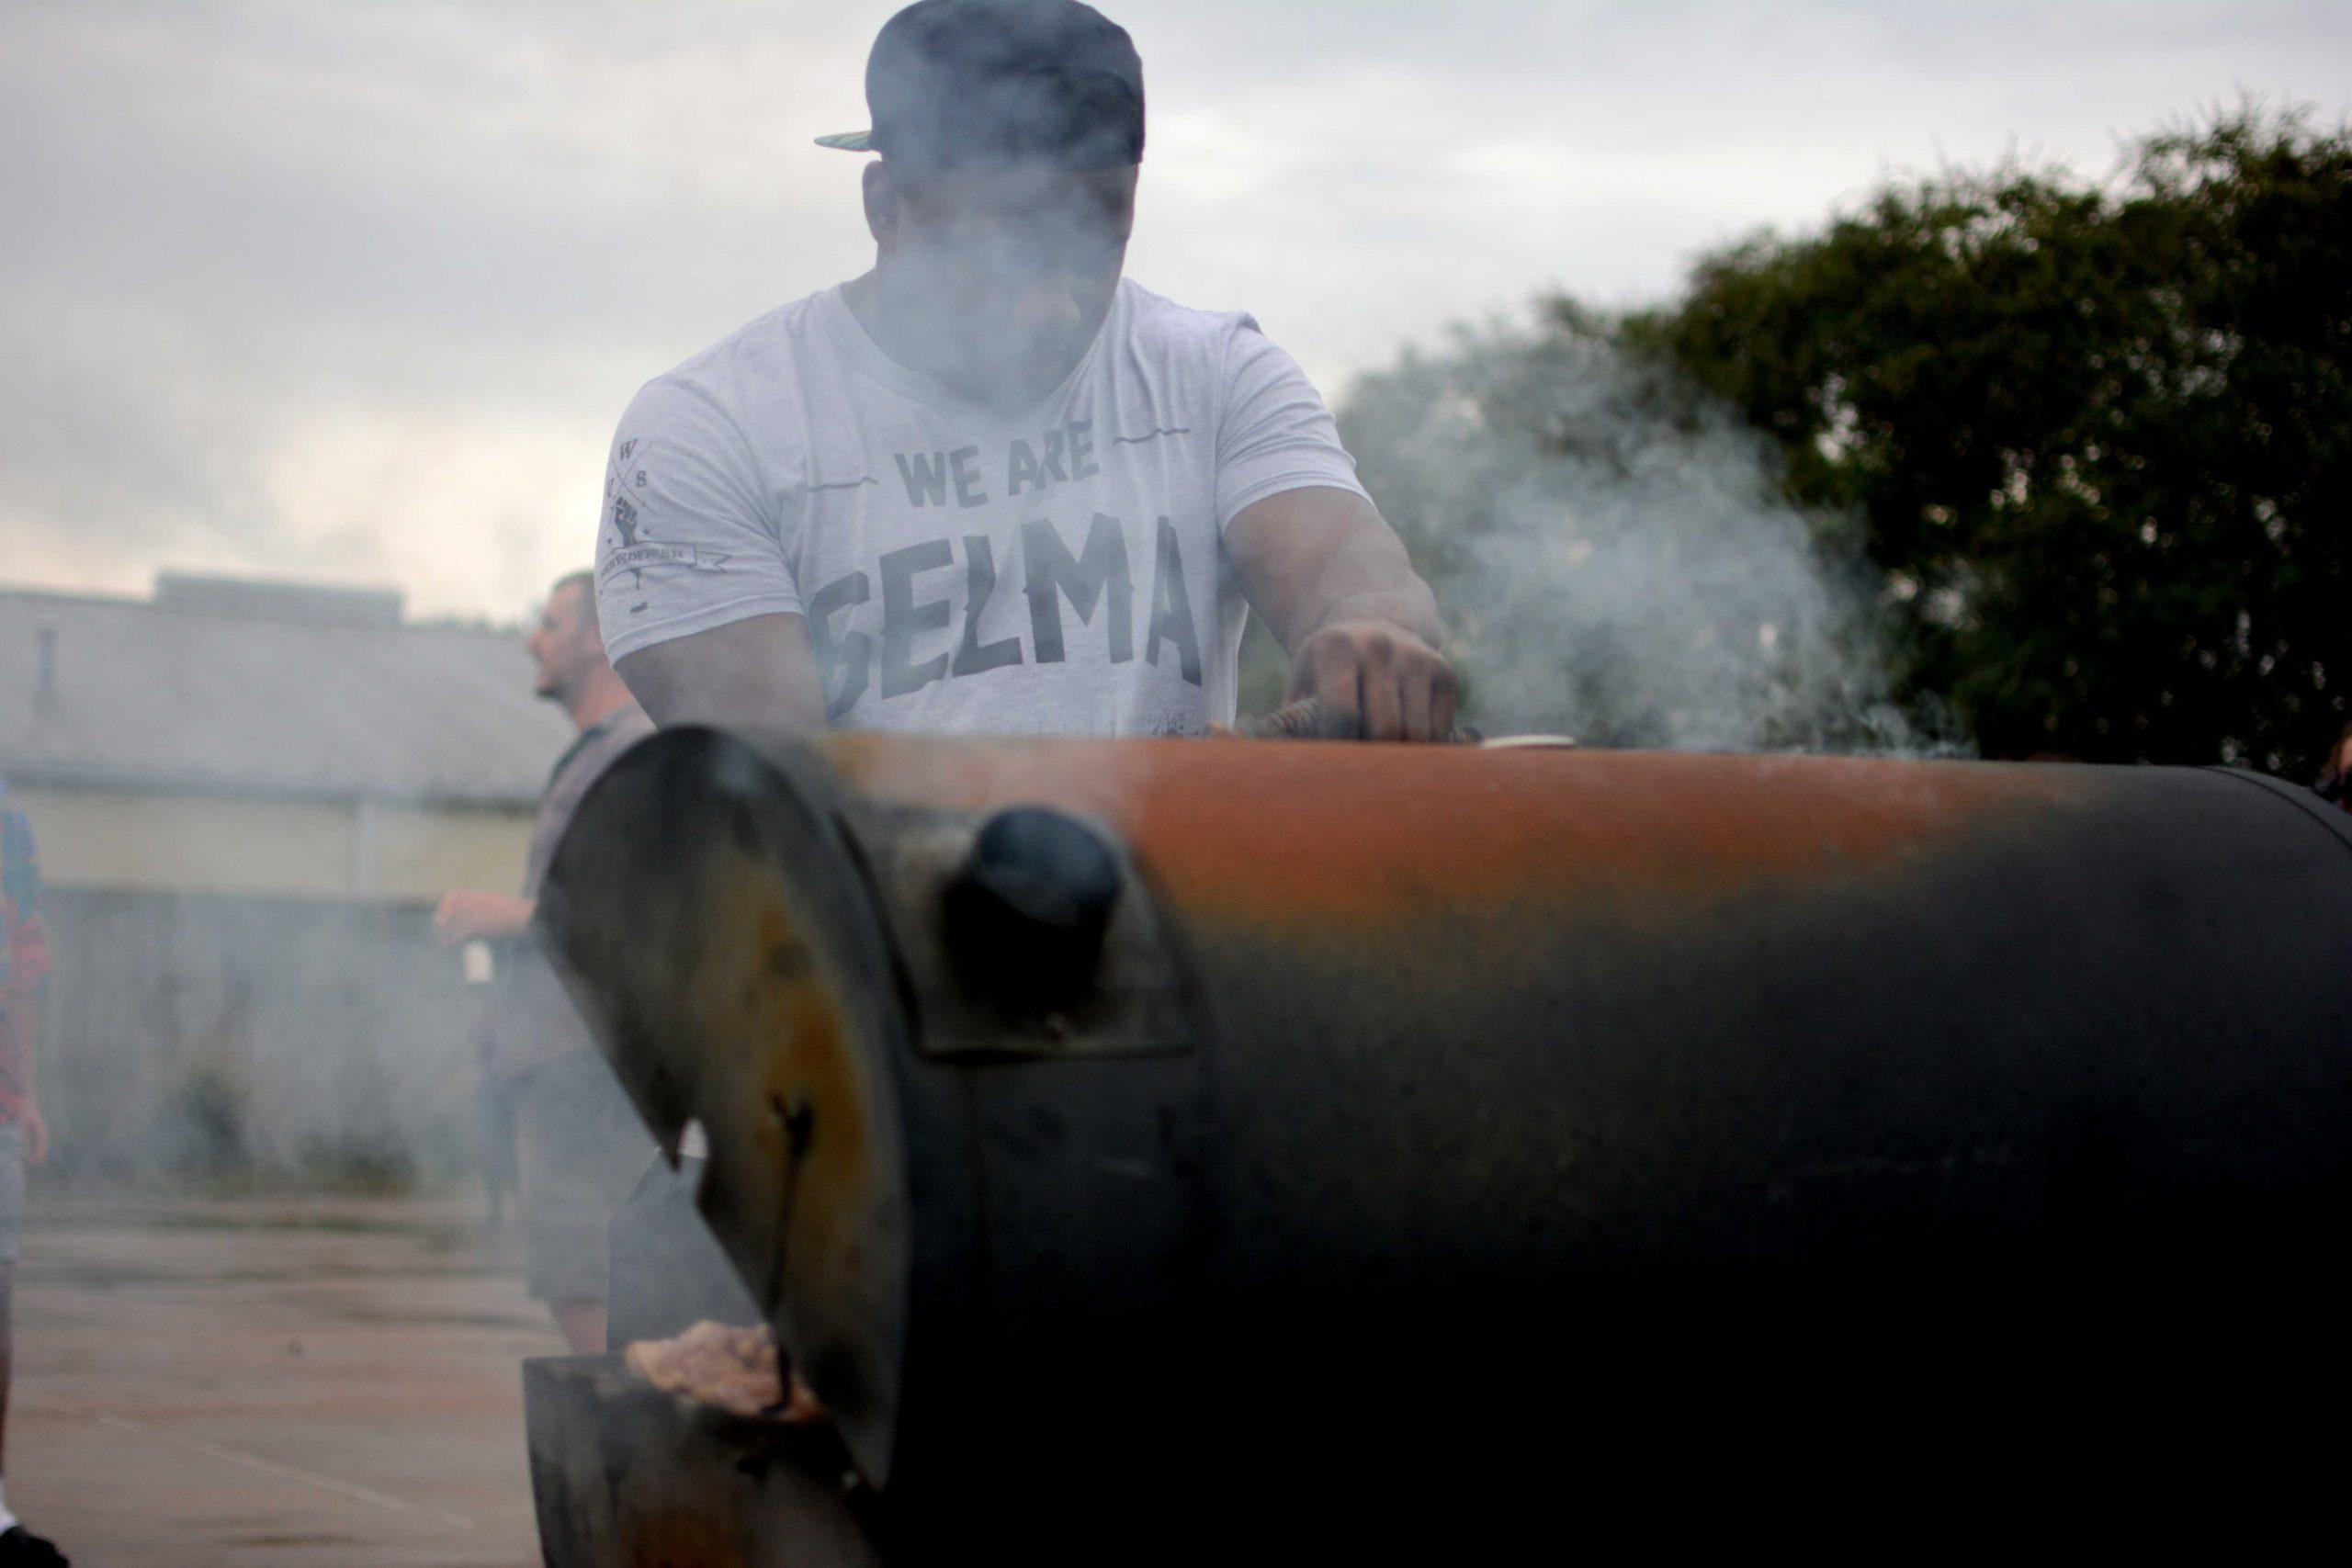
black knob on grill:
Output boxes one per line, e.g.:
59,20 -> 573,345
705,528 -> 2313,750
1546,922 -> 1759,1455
942,806 -> 1122,1011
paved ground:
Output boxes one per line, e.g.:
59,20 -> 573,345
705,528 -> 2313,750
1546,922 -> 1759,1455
12,1189 -> 556,1566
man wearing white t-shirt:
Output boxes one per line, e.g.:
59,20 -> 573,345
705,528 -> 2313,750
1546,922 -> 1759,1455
597,0 -> 1454,741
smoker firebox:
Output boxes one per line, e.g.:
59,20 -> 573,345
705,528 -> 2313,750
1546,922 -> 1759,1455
523,1355 -> 877,1568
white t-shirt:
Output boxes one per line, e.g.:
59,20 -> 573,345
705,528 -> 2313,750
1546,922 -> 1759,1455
594,278 -> 1367,736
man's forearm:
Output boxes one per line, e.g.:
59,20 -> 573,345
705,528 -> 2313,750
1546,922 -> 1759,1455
613,613 -> 830,733
434,890 -> 537,945
1227,487 -> 1458,740
1303,582 -> 1443,649
1293,532 -> 1443,651
476,898 -> 536,942
1229,487 -> 1443,656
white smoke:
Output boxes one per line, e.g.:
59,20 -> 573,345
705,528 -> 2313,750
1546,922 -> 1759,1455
1340,315 -> 1962,755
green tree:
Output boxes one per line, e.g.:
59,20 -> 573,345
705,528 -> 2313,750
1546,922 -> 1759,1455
1623,107 -> 2352,768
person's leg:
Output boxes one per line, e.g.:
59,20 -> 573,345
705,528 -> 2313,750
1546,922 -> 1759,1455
0,1120 -> 22,1504
514,1063 -> 599,1347
550,1300 -> 606,1355
0,1260 -> 13,1482
513,1055 -> 651,1353
0,1122 -> 62,1563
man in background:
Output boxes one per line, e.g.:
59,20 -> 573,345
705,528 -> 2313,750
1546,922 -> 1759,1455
0,782 -> 65,1566
436,573 -> 655,1353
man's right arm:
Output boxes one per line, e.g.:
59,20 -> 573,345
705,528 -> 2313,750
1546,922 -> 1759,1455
613,611 -> 830,731
597,377 -> 818,729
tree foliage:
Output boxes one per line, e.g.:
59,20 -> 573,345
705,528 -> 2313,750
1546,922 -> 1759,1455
1622,107 -> 2352,768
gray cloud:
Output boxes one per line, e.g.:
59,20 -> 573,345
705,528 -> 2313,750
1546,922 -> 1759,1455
3,0 -> 2348,616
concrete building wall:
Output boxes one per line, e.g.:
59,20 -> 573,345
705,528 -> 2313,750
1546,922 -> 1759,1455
39,887 -> 485,1182
367,799 -> 539,901
10,784 -> 535,901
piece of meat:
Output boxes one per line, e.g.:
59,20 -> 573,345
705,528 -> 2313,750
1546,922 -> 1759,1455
623,1320 -> 825,1423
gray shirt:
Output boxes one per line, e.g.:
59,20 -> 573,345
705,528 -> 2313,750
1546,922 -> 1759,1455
594,278 -> 1368,736
484,702 -> 657,1081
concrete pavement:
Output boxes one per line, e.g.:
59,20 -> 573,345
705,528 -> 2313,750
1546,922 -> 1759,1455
11,1190 -> 556,1566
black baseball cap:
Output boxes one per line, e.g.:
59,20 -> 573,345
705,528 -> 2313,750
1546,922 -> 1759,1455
817,0 -> 1145,171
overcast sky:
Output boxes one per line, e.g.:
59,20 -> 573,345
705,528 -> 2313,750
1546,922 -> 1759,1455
5,0 -> 2348,621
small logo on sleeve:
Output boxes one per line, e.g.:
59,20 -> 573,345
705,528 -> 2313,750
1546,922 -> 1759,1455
602,542 -> 733,579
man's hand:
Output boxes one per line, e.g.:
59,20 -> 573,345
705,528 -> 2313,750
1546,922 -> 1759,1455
1227,486 -> 1460,742
19,1102 -> 49,1166
434,890 -> 536,945
1288,618 -> 1458,741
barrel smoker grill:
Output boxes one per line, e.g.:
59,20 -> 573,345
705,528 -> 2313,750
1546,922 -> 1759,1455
534,729 -> 2352,1560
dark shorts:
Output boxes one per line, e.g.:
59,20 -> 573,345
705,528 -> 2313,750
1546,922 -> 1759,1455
513,1053 -> 654,1305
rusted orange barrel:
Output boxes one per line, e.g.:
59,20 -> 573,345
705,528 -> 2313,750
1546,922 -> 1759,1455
542,731 -> 2352,1554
